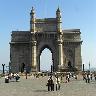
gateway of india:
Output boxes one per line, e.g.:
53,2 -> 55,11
10,7 -> 82,73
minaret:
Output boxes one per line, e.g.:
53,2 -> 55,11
56,7 -> 62,33
30,7 -> 35,32
30,7 -> 37,72
56,7 -> 64,71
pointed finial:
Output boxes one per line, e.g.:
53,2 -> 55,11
32,6 -> 34,11
57,6 -> 60,12
31,6 -> 35,14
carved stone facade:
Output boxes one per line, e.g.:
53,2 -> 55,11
10,7 -> 82,73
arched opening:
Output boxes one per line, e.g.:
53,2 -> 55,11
68,61 -> 72,68
40,48 -> 53,72
67,60 -> 76,72
20,63 -> 25,73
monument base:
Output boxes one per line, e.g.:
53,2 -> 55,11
59,67 -> 78,72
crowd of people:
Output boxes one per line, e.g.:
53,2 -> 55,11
82,71 -> 96,83
46,72 -> 78,91
46,75 -> 61,91
3,71 -> 96,92
5,73 -> 20,83
46,71 -> 96,91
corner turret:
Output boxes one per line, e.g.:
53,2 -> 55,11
30,7 -> 36,32
56,7 -> 62,33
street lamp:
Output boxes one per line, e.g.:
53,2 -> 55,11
2,64 -> 5,74
83,64 -> 84,72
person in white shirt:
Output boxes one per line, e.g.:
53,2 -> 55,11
55,76 -> 60,91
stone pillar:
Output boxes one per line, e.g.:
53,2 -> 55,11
57,33 -> 64,71
58,40 -> 63,67
31,40 -> 37,71
56,7 -> 64,71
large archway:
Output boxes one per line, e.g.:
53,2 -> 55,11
40,48 -> 52,72
37,44 -> 56,72
10,7 -> 82,73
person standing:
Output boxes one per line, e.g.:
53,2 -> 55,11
67,73 -> 70,82
55,76 -> 60,91
90,73 -> 93,80
87,74 -> 90,83
5,74 -> 9,83
94,73 -> 96,81
47,76 -> 54,91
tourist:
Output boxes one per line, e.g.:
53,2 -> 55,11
85,73 -> 90,83
67,73 -> 70,82
65,74 -> 68,83
5,74 -> 9,83
15,73 -> 20,82
85,74 -> 88,83
94,74 -> 96,81
82,73 -> 86,80
90,72 -> 93,80
47,76 -> 54,91
74,74 -> 77,80
55,76 -> 60,91
88,74 -> 90,83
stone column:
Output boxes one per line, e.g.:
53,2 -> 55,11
58,40 -> 63,67
57,32 -> 64,72
31,40 -> 37,71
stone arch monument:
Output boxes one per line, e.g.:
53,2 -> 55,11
10,7 -> 82,73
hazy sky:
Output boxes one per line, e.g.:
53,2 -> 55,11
0,0 -> 96,70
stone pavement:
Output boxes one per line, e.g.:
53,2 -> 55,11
0,75 -> 96,96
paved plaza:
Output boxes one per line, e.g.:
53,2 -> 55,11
0,75 -> 96,96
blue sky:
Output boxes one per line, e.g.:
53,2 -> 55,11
0,0 -> 96,70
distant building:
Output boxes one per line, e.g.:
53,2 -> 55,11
10,7 -> 82,73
